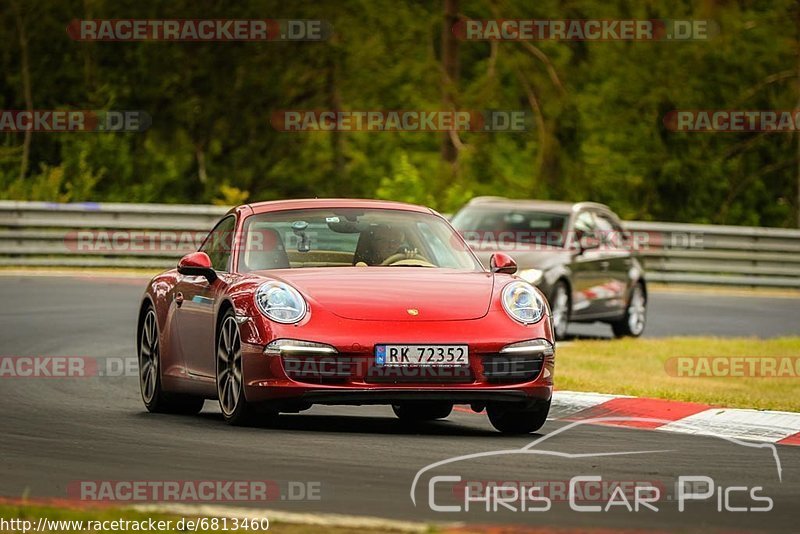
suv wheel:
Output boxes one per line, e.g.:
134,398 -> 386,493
549,281 -> 570,340
611,283 -> 646,338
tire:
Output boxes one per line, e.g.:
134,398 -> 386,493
392,402 -> 453,422
138,305 -> 204,415
487,400 -> 550,434
216,310 -> 272,426
611,283 -> 647,338
549,281 -> 570,341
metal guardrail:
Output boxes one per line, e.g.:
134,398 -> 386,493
0,201 -> 227,269
621,220 -> 800,287
1,200 -> 799,287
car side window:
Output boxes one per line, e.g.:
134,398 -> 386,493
594,212 -> 622,231
573,211 -> 596,234
572,211 -> 599,249
199,215 -> 236,272
594,212 -> 626,248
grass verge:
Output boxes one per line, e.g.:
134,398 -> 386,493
558,337 -> 800,412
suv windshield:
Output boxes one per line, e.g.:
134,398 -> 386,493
238,208 -> 482,272
451,208 -> 570,248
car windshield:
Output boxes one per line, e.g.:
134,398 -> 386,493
451,208 -> 570,248
238,208 -> 483,272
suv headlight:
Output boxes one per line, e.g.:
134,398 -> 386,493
518,268 -> 544,285
255,281 -> 307,324
501,281 -> 545,324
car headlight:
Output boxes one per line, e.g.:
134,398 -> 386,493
501,281 -> 545,324
255,281 -> 307,324
518,268 -> 544,285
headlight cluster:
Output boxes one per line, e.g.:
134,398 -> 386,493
501,281 -> 545,324
255,281 -> 307,324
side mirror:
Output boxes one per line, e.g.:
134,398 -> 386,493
490,253 -> 517,275
178,252 -> 217,283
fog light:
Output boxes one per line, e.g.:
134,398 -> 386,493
264,339 -> 337,356
499,339 -> 554,356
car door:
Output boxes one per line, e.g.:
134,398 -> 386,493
569,210 -> 611,317
174,215 -> 236,379
592,210 -> 631,315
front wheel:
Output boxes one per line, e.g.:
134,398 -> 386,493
611,283 -> 647,338
487,400 -> 550,434
392,402 -> 453,422
216,311 -> 274,425
138,306 -> 204,414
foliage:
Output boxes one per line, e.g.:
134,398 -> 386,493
0,0 -> 797,226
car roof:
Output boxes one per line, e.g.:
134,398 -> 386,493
463,196 -> 612,214
234,198 -> 435,216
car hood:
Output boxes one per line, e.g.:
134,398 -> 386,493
261,267 -> 495,321
469,242 -> 572,271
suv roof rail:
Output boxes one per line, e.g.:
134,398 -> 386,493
572,201 -> 612,212
468,196 -> 508,204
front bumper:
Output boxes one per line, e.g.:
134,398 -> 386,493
294,388 -> 547,406
238,307 -> 555,406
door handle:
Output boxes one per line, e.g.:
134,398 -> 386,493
599,261 -> 610,271
175,292 -> 184,307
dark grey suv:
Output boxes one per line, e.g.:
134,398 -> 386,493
451,197 -> 647,339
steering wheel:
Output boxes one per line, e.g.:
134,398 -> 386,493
380,252 -> 435,267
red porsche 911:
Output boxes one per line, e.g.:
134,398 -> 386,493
137,199 -> 555,433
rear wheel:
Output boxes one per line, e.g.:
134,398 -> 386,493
392,402 -> 453,422
611,283 -> 646,338
487,400 -> 550,434
138,306 -> 204,414
549,281 -> 570,340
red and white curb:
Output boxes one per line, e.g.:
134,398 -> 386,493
550,390 -> 800,446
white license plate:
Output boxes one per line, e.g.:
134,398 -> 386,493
375,344 -> 469,367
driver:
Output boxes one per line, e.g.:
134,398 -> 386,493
355,225 -> 406,265
372,226 -> 405,264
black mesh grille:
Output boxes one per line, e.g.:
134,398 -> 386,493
482,354 -> 544,383
364,365 -> 474,384
282,355 -> 353,384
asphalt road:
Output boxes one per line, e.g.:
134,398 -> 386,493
0,275 -> 798,532
567,290 -> 799,339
